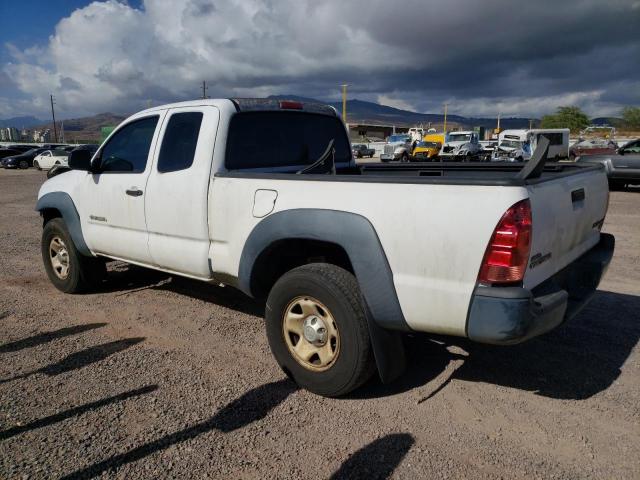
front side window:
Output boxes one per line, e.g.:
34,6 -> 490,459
98,116 -> 159,173
157,112 -> 203,172
225,112 -> 351,171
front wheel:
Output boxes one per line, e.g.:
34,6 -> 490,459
265,263 -> 376,397
34,160 -> 41,170
19,160 -> 29,169
400,153 -> 409,162
42,218 -> 106,293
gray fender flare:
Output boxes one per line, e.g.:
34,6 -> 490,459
35,192 -> 92,256
238,208 -> 408,383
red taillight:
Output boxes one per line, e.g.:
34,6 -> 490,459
478,199 -> 532,286
279,100 -> 303,110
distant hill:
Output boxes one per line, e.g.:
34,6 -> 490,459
32,112 -> 127,142
269,95 -> 532,129
0,116 -> 44,128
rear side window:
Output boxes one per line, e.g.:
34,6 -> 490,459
157,112 -> 203,172
99,116 -> 159,173
225,112 -> 351,171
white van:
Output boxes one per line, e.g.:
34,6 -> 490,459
493,129 -> 569,162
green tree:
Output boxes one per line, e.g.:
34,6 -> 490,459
540,106 -> 590,133
622,106 -> 640,129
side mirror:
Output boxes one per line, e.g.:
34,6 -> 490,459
68,149 -> 93,171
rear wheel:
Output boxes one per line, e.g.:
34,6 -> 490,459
265,263 -> 376,397
41,218 -> 106,293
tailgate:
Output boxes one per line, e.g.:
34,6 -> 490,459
524,169 -> 609,289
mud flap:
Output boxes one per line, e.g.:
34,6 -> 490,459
364,302 -> 406,383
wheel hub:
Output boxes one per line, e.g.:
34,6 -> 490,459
302,315 -> 327,346
49,236 -> 70,280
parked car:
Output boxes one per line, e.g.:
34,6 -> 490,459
1,147 -> 47,169
439,131 -> 482,160
7,145 -> 35,152
0,148 -> 24,159
576,138 -> 640,189
569,138 -> 618,160
33,149 -> 70,170
411,141 -> 441,160
37,98 -> 614,397
351,144 -> 375,158
380,134 -> 413,162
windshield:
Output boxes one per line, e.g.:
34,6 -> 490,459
417,141 -> 439,148
388,135 -> 410,143
448,134 -> 471,142
499,140 -> 522,149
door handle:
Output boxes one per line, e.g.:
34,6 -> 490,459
126,188 -> 143,197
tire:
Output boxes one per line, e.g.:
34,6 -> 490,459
265,263 -> 376,397
41,218 -> 106,293
19,160 -> 29,169
400,153 -> 409,163
34,160 -> 41,170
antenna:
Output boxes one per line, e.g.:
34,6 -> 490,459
201,81 -> 209,99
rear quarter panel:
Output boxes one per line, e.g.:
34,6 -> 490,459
209,177 -> 527,335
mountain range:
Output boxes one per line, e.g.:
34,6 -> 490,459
3,97 -> 620,141
269,95 -> 533,129
0,116 -> 44,129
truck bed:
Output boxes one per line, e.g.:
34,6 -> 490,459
218,161 -> 604,187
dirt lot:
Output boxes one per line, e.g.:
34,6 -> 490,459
1,169 -> 638,479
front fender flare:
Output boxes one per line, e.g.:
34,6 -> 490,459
35,192 -> 91,256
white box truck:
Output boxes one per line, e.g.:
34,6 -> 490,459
493,129 -> 570,162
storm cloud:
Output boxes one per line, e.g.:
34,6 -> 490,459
2,0 -> 639,118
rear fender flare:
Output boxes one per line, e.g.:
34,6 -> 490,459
238,208 -> 409,332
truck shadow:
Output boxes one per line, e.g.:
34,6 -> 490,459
0,338 -> 145,385
100,264 -> 264,317
357,290 -> 640,400
329,433 -> 415,480
60,379 -> 297,480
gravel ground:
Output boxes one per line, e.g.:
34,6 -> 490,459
0,169 -> 639,479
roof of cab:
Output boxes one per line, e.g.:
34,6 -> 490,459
133,98 -> 337,117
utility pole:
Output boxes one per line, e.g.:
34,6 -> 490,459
50,94 -> 58,142
340,84 -> 349,123
529,119 -> 533,129
443,103 -> 448,133
496,111 -> 501,131
201,81 -> 208,99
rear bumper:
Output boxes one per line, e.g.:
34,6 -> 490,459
466,233 -> 615,345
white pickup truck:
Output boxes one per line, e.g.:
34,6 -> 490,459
37,98 -> 614,397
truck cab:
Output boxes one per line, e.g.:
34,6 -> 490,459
439,131 -> 481,160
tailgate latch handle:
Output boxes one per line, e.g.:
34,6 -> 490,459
571,188 -> 585,203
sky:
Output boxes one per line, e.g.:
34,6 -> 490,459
1,0 -> 639,120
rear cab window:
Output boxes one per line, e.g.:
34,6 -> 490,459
225,111 -> 352,172
157,112 -> 203,172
